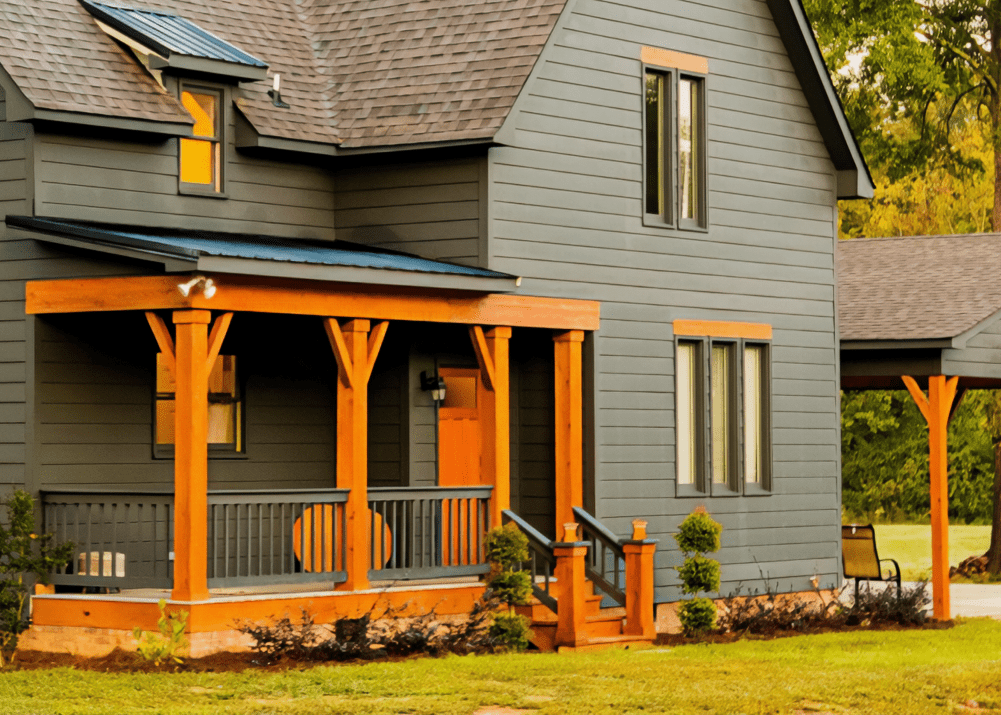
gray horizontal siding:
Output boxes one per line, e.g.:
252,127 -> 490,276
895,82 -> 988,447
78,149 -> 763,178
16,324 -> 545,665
491,0 -> 841,600
335,157 -> 486,268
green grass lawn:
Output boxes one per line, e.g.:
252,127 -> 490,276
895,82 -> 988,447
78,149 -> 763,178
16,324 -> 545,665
873,524 -> 992,580
3,620 -> 1001,715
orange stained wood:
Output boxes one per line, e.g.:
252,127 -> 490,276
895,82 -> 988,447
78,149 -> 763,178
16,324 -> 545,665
673,319 -> 772,340
623,520 -> 657,638
326,318 -> 388,591
30,583 -> 487,632
469,326 -> 511,527
554,330 -> 584,530
553,523 -> 588,648
171,309 -> 216,602
145,312 -> 176,377
641,47 -> 709,74
902,374 -> 958,621
438,367 -> 482,488
26,275 -> 600,331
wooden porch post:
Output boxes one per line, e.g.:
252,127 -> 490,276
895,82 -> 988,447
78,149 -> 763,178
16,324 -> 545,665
326,318 -> 388,592
553,522 -> 588,648
902,374 -> 958,621
554,330 -> 584,528
471,326 -> 511,527
171,310 -> 211,602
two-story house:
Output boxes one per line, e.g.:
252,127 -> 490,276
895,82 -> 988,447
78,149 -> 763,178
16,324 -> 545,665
0,0 -> 870,655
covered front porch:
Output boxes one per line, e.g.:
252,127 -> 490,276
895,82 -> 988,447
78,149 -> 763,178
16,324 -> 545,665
21,266 -> 614,653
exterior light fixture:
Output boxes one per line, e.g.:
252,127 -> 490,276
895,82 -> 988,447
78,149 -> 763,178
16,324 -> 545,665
177,276 -> 216,298
420,371 -> 446,402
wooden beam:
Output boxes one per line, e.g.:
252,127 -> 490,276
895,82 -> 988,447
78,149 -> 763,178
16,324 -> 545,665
171,309 -> 212,603
469,325 -> 496,392
555,330 -> 585,529
205,312 -> 233,372
673,319 -> 772,340
324,318 -> 354,388
26,275 -> 600,331
903,374 -> 959,621
362,321 -> 389,385
145,312 -> 176,376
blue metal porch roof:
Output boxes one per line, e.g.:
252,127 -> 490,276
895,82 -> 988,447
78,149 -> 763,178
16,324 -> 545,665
7,216 -> 518,292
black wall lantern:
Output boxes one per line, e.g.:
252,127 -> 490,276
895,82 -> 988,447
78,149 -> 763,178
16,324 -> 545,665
420,371 -> 446,402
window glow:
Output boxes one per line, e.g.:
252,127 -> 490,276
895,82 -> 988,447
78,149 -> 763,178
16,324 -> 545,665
744,345 -> 764,484
711,344 -> 731,485
180,90 -> 221,190
676,342 -> 697,485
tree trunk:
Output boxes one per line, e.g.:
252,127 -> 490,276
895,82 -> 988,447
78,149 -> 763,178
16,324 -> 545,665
987,439 -> 1001,573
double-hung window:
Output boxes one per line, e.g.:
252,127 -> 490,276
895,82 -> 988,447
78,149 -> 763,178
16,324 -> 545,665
674,321 -> 772,496
179,86 -> 223,194
643,48 -> 707,229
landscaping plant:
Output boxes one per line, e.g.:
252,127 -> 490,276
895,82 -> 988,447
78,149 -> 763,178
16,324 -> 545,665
133,599 -> 189,666
482,522 -> 533,650
674,507 -> 722,636
0,489 -> 73,667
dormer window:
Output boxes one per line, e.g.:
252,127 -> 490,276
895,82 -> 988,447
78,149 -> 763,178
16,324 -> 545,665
180,88 -> 222,192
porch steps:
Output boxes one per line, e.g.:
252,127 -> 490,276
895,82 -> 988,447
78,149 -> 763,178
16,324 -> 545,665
516,580 -> 655,652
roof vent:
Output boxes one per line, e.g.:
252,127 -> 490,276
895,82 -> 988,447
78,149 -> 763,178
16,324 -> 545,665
78,0 -> 268,83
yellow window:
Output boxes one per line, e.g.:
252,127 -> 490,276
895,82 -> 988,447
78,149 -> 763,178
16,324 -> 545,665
180,90 -> 221,191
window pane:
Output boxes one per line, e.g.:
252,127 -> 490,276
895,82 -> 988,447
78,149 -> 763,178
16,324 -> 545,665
180,91 -> 219,187
744,345 -> 764,484
711,344 -> 731,485
679,78 -> 699,221
676,342 -> 697,485
181,91 -> 217,138
180,138 -> 214,185
155,354 -> 238,448
645,72 -> 664,216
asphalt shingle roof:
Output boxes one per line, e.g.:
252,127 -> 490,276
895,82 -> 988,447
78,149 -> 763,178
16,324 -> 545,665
0,0 -> 566,147
837,234 -> 1001,342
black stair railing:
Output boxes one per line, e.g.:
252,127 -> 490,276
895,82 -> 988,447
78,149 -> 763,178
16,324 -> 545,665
573,506 -> 626,607
502,510 -> 559,614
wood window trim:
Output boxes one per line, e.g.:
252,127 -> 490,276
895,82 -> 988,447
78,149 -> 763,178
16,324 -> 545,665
642,48 -> 709,232
673,323 -> 773,497
178,82 -> 226,197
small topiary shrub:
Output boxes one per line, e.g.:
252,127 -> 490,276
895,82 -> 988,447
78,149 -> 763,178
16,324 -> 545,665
488,611 -> 532,651
674,507 -> 723,637
486,569 -> 532,607
484,523 -> 529,572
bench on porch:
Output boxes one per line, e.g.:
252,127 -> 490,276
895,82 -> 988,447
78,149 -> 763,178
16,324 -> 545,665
842,524 -> 901,602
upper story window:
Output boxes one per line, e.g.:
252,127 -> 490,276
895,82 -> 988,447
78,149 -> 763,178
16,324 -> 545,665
180,87 -> 223,194
642,48 -> 708,229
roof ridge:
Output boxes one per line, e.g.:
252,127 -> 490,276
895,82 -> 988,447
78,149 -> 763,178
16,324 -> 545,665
839,232 -> 1001,244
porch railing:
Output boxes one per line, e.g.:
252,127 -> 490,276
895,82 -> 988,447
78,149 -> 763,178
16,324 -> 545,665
503,509 -> 559,614
368,486 -> 493,580
207,489 -> 349,588
42,490 -> 174,590
573,506 -> 626,607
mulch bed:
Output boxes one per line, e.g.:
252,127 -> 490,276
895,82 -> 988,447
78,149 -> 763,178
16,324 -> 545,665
5,620 -> 955,674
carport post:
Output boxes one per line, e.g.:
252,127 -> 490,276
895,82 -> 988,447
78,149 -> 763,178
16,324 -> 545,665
902,374 -> 958,621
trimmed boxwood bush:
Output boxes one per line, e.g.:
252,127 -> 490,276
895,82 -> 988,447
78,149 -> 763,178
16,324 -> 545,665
674,508 -> 723,637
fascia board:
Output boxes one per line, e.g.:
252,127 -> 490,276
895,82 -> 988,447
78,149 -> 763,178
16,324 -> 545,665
840,339 -> 955,351
31,109 -> 193,137
149,55 -> 269,83
234,112 -> 339,156
196,255 -> 520,293
765,0 -> 875,199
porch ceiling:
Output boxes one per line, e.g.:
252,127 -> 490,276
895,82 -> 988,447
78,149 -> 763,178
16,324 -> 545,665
25,273 -> 600,331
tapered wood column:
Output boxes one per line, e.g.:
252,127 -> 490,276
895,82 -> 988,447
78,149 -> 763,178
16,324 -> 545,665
554,330 -> 584,529
470,326 -> 511,527
326,318 -> 388,592
902,374 -> 959,621
171,310 -> 212,602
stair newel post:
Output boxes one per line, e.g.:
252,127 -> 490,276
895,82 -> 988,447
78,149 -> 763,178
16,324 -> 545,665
553,522 -> 589,648
623,519 -> 658,638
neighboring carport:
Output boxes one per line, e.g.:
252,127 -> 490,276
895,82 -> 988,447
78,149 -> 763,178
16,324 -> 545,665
838,233 -> 1001,620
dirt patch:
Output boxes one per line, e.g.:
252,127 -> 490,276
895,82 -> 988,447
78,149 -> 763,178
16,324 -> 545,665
654,619 -> 954,647
11,648 -> 344,674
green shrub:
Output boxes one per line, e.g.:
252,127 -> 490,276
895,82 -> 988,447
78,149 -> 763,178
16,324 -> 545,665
677,555 -> 721,595
484,523 -> 529,570
0,490 -> 73,667
678,597 -> 717,636
133,599 -> 188,666
488,611 -> 532,651
487,569 -> 532,607
675,511 -> 722,554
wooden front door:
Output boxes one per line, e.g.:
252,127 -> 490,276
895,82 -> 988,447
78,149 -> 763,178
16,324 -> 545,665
438,367 -> 482,486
